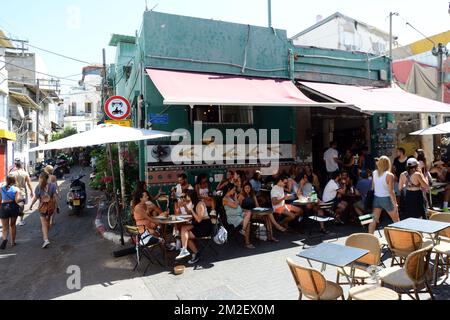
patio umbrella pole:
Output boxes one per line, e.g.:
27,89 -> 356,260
107,143 -> 125,246
117,142 -> 126,245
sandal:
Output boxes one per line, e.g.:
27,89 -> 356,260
245,244 -> 255,249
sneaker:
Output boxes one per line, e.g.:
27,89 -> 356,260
19,221 -> 26,226
175,248 -> 191,260
188,253 -> 200,265
42,240 -> 50,249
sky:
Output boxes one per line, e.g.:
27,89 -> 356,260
1,0 -> 449,93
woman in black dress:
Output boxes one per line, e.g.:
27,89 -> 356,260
175,190 -> 213,264
398,158 -> 429,219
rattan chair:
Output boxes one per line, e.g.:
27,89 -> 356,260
379,245 -> 434,300
430,213 -> 450,285
336,233 -> 381,286
384,227 -> 432,267
286,258 -> 345,300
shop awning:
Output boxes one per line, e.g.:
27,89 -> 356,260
146,68 -> 343,107
9,91 -> 41,110
0,129 -> 16,141
299,81 -> 450,114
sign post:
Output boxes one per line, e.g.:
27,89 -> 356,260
104,96 -> 131,246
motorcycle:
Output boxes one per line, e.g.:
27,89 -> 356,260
34,161 -> 47,178
67,174 -> 86,215
53,158 -> 70,179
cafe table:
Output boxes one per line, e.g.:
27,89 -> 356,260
150,215 -> 193,266
388,218 -> 450,246
297,242 -> 369,287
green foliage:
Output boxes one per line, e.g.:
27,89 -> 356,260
89,143 -> 140,200
51,127 -> 78,142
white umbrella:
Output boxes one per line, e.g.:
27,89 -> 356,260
29,124 -> 183,152
410,122 -> 450,136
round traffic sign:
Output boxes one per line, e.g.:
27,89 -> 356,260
104,96 -> 131,120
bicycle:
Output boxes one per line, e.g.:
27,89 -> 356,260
107,190 -> 133,230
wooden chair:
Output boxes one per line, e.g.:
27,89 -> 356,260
336,233 -> 381,286
384,227 -> 432,267
379,245 -> 434,300
430,213 -> 450,285
286,258 -> 345,300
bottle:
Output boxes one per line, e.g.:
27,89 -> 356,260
310,187 -> 318,202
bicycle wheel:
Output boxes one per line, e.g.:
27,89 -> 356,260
107,201 -> 118,230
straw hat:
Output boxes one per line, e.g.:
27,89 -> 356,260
44,165 -> 54,174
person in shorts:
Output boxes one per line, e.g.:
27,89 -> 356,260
0,175 -> 21,249
10,159 -> 34,226
271,175 -> 302,229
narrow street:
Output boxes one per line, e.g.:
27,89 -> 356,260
0,166 -> 143,300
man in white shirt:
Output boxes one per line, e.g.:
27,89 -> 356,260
323,141 -> 341,178
173,173 -> 194,199
271,175 -> 302,229
322,171 -> 348,224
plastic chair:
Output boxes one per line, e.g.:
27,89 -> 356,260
286,258 -> 345,300
379,245 -> 434,300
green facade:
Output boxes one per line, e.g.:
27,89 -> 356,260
108,11 -> 391,181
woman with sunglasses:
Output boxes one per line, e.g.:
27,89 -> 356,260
175,190 -> 212,264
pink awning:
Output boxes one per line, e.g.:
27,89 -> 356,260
146,68 -> 336,107
299,81 -> 450,114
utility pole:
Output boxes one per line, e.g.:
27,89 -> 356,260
268,0 -> 272,28
36,79 -> 40,161
389,12 -> 399,83
433,43 -> 449,102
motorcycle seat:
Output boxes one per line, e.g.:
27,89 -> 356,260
71,186 -> 83,191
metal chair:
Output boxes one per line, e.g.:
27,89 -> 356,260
127,225 -> 163,276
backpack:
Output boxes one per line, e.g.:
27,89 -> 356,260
38,185 -> 56,215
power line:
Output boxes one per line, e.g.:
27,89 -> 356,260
397,14 -> 436,46
4,60 -> 81,82
26,42 -> 92,64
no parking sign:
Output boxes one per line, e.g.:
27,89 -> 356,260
104,96 -> 131,120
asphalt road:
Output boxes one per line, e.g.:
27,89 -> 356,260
0,166 -> 136,300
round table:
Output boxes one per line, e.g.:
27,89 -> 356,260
348,285 -> 399,300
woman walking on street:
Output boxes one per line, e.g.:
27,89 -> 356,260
0,175 -> 21,249
368,156 -> 400,234
29,172 -> 57,249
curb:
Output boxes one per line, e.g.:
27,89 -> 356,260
95,213 -> 131,245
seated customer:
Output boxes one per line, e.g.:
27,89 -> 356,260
171,174 -> 194,200
195,173 -> 216,215
238,182 -> 286,241
216,170 -> 234,192
271,175 -> 303,229
132,190 -> 163,245
249,170 -> 263,194
353,170 -> 373,216
175,190 -> 213,264
222,184 -> 255,249
322,171 -> 348,224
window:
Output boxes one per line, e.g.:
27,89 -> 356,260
85,102 -> 92,114
85,123 -> 91,131
193,106 -> 253,124
71,102 -> 77,116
